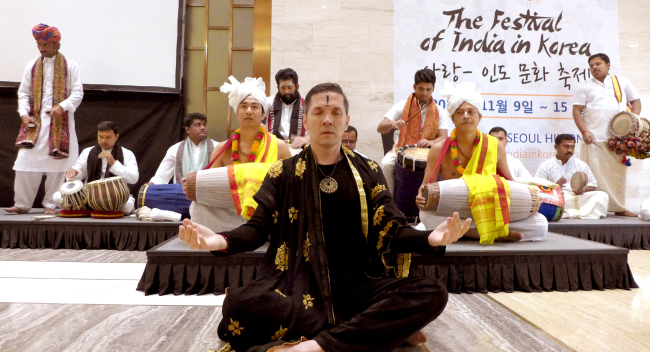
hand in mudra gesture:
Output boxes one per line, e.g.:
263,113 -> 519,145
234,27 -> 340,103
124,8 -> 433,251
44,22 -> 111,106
178,218 -> 227,251
427,212 -> 472,247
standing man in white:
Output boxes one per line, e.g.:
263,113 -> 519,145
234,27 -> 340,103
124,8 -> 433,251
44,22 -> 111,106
488,127 -> 532,178
572,53 -> 641,217
6,24 -> 83,214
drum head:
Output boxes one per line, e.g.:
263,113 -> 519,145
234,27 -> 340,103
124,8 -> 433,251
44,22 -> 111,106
60,180 -> 84,194
102,176 -> 125,182
570,172 -> 587,191
610,111 -> 640,137
402,147 -> 430,160
640,118 -> 650,134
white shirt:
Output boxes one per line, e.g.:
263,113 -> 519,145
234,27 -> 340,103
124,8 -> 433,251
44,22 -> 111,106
68,146 -> 139,184
15,56 -> 84,172
384,99 -> 451,150
573,75 -> 640,142
149,139 -> 218,185
535,155 -> 598,192
266,96 -> 295,140
507,154 -> 532,178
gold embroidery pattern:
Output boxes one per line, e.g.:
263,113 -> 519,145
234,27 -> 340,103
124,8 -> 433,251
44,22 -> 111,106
217,343 -> 233,352
377,220 -> 395,251
303,234 -> 310,262
373,205 -> 385,226
225,287 -> 229,296
274,289 -> 286,297
295,158 -> 306,178
371,184 -> 387,199
271,325 -> 288,342
367,160 -> 379,171
343,146 -> 355,158
272,211 -> 279,224
268,160 -> 283,178
228,318 -> 244,336
275,242 -> 289,271
303,294 -> 314,310
288,207 -> 299,223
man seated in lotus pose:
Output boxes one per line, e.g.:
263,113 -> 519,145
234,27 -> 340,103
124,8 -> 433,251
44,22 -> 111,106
416,82 -> 522,243
179,83 -> 471,352
535,134 -> 609,219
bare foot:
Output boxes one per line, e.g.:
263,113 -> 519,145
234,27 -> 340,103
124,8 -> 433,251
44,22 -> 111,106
615,211 -> 638,217
495,231 -> 523,242
271,340 -> 324,352
405,330 -> 427,345
44,207 -> 57,215
4,206 -> 28,214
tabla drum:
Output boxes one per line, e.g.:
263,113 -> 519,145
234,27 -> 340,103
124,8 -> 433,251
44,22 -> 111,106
137,184 -> 191,219
422,178 -> 541,221
87,176 -> 130,212
60,180 -> 88,211
570,172 -> 588,191
394,145 -> 430,219
610,111 -> 642,138
537,186 -> 564,221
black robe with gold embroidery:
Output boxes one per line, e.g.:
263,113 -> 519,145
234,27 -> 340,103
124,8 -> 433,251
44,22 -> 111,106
215,146 -> 444,352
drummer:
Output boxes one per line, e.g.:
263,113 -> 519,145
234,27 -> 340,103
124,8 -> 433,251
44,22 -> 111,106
54,121 -> 139,214
146,112 -> 218,185
535,134 -> 609,219
415,82 -> 521,243
488,127 -> 532,178
572,53 -> 642,217
377,68 -> 451,195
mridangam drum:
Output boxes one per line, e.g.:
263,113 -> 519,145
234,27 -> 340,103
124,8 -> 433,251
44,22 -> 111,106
137,184 -> 191,219
60,180 -> 87,211
394,145 -> 430,219
610,111 -> 642,138
87,176 -> 130,212
422,179 -> 541,221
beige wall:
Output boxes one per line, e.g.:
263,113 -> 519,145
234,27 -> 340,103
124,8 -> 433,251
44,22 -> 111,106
270,0 -> 650,209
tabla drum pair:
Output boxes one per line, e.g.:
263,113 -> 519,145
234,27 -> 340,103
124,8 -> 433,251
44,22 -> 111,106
87,176 -> 131,219
610,111 -> 650,138
137,183 -> 191,219
58,180 -> 93,217
393,145 -> 430,220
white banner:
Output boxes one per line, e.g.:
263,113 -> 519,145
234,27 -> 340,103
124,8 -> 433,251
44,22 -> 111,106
394,0 -> 620,173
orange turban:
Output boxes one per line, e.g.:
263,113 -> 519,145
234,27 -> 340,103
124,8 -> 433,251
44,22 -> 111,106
32,23 -> 61,42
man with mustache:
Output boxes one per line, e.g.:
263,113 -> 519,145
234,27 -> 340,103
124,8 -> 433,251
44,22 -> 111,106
265,68 -> 309,152
6,24 -> 83,215
535,134 -> 609,219
573,53 -> 642,217
178,83 -> 470,352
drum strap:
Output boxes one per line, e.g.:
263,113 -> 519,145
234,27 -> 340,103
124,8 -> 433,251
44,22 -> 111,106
204,138 -> 233,169
427,137 -> 451,184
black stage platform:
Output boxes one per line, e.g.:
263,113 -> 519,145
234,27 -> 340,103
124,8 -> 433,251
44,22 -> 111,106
0,209 -> 180,251
137,233 -> 638,296
548,216 -> 650,250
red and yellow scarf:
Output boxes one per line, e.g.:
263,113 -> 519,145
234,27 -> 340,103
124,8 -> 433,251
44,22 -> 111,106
395,93 -> 439,151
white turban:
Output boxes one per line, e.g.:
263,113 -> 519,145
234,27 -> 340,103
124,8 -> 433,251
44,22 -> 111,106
440,80 -> 483,117
219,76 -> 267,113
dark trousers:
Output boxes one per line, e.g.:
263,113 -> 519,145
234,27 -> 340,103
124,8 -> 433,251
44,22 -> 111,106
313,276 -> 448,352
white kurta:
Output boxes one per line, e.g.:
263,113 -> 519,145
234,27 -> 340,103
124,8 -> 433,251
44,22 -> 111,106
67,146 -> 139,184
265,96 -> 295,140
15,56 -> 84,172
506,154 -> 531,178
535,156 -> 608,219
149,139 -> 218,185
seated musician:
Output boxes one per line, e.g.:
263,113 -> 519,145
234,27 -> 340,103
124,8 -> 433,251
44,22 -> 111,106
178,82 -> 471,352
535,134 -> 609,219
415,82 -> 523,243
146,112 -> 218,185
377,68 -> 451,195
489,126 -> 532,178
55,121 -> 138,213
342,125 -> 368,158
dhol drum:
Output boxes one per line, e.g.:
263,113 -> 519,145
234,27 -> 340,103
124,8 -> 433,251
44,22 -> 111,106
421,178 -> 541,221
59,180 -> 88,211
635,117 -> 650,138
570,172 -> 588,192
610,111 -> 642,138
137,184 -> 191,219
394,145 -> 430,219
87,176 -> 130,218
536,186 -> 564,221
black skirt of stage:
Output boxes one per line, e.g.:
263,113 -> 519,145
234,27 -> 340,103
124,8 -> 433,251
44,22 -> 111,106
548,217 -> 650,250
137,233 -> 638,296
0,210 -> 180,251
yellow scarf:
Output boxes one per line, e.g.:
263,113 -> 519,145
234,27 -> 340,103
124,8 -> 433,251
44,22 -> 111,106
460,132 -> 511,244
229,132 -> 279,219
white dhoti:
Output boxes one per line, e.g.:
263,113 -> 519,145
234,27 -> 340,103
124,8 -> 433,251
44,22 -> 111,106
417,211 -> 547,242
640,199 -> 650,220
580,143 -> 627,212
189,166 -> 245,233
380,150 -> 397,195
562,191 -> 609,219
13,171 -> 66,211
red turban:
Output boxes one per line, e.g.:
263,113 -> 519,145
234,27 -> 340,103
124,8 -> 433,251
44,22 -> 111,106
32,23 -> 61,42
